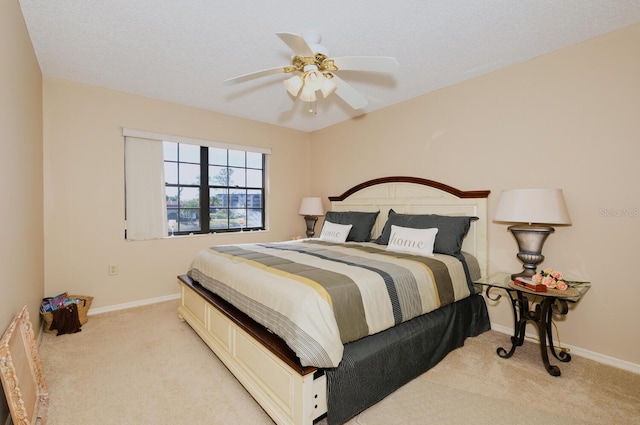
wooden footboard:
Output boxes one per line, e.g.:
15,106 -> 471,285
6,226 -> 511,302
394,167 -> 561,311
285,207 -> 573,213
177,275 -> 327,425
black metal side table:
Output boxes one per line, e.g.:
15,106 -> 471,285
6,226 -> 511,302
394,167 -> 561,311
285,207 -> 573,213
475,272 -> 590,376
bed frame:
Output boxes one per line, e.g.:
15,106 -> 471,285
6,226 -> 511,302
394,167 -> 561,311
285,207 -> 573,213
177,176 -> 489,425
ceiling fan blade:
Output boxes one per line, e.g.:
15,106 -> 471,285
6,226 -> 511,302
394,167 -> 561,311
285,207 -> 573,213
278,91 -> 297,112
331,74 -> 368,110
276,33 -> 314,57
331,56 -> 400,73
224,66 -> 287,86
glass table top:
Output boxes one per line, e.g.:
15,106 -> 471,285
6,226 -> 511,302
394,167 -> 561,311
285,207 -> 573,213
475,272 -> 591,302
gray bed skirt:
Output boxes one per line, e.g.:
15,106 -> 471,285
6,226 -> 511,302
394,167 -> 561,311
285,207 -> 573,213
325,293 -> 490,425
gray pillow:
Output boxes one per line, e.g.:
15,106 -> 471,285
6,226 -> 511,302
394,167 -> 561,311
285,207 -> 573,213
324,211 -> 380,242
375,209 -> 478,256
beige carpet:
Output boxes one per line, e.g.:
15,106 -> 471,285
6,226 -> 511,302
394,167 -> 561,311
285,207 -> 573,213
38,300 -> 640,425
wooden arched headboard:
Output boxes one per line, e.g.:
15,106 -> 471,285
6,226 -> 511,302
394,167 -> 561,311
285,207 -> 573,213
329,176 -> 490,277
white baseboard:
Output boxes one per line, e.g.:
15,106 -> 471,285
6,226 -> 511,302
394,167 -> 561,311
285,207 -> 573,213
88,293 -> 180,316
490,322 -> 640,375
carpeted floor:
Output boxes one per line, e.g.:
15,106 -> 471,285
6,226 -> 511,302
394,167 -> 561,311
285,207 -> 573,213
38,300 -> 640,425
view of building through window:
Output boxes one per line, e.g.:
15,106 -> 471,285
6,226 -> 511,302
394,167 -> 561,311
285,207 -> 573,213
163,141 -> 265,235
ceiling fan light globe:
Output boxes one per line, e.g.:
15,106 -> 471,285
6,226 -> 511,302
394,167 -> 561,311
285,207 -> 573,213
284,75 -> 303,96
299,87 -> 317,102
304,70 -> 325,91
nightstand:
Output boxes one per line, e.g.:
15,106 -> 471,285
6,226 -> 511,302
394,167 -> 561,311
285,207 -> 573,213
475,272 -> 590,376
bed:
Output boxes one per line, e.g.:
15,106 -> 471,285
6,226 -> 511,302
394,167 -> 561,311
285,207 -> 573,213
177,176 -> 491,425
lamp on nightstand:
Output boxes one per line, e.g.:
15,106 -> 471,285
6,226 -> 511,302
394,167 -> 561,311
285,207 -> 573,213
494,189 -> 572,280
298,197 -> 325,237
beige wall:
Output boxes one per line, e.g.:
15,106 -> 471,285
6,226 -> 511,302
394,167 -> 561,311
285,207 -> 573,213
0,0 -> 44,344
5,0 -> 638,387
0,0 -> 44,420
310,24 -> 640,365
43,79 -> 310,309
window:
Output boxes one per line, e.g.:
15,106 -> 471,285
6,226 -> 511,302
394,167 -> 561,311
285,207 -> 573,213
124,128 -> 270,240
163,142 -> 265,235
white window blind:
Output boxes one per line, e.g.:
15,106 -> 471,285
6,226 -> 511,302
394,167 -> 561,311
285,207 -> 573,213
124,137 -> 168,240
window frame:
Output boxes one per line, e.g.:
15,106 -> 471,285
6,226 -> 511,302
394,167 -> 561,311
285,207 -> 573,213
123,128 -> 271,240
164,144 -> 266,236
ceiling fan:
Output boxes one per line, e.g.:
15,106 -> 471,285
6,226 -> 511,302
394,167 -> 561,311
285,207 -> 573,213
224,32 -> 399,111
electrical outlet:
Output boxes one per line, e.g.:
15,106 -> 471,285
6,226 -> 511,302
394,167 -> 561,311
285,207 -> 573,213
108,264 -> 118,276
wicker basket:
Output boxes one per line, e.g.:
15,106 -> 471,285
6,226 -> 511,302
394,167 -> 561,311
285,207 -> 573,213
41,294 -> 93,334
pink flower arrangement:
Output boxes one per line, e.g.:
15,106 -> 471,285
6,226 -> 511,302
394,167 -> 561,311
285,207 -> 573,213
533,268 -> 568,290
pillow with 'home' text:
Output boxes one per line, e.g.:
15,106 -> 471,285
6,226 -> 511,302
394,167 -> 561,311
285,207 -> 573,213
324,210 -> 379,242
386,225 -> 439,256
376,209 -> 478,256
319,221 -> 353,243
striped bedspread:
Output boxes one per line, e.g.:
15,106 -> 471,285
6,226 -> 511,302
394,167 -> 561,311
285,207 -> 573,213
187,239 -> 474,368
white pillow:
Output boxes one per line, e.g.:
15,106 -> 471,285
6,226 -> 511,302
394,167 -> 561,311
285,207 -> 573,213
320,220 -> 353,243
386,225 -> 439,256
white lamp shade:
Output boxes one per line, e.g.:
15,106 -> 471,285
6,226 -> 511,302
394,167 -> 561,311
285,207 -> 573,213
320,77 -> 337,97
299,86 -> 317,102
493,189 -> 572,225
304,70 -> 325,91
298,197 -> 324,216
284,75 -> 303,97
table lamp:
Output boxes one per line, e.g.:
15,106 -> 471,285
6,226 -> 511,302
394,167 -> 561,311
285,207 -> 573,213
493,189 -> 571,280
298,197 -> 325,237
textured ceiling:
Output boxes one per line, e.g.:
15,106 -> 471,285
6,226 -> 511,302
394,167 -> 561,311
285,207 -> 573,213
19,0 -> 640,132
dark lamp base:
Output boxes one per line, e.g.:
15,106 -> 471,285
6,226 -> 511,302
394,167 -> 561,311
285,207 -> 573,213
303,215 -> 319,238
